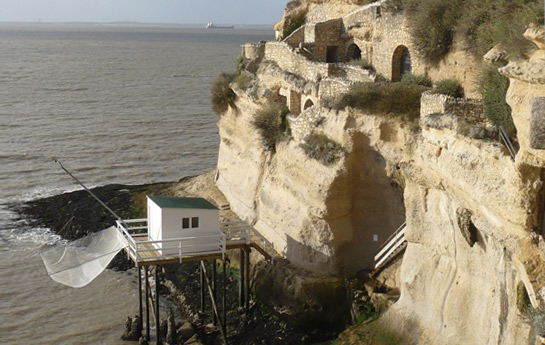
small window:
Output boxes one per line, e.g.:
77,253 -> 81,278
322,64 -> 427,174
182,217 -> 190,229
191,217 -> 199,228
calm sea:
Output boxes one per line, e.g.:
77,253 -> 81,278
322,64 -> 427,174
0,24 -> 273,344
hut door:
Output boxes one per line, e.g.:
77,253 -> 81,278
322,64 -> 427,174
401,48 -> 412,76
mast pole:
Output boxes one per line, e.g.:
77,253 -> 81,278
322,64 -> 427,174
54,159 -> 123,221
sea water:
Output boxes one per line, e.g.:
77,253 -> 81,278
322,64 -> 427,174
0,24 -> 273,344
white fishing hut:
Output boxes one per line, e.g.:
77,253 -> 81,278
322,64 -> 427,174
146,196 -> 222,256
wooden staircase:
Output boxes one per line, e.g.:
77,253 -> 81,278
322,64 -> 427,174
373,222 -> 407,273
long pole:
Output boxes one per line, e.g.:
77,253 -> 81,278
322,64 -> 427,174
54,159 -> 123,221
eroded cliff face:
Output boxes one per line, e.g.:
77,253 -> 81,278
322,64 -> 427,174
215,3 -> 545,344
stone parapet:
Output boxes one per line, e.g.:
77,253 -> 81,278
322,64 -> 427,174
420,91 -> 486,126
242,42 -> 266,61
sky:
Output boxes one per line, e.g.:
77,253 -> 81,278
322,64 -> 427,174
0,0 -> 287,25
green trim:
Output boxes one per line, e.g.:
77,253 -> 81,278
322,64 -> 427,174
147,196 -> 218,210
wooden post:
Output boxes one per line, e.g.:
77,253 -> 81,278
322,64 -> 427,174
145,267 -> 150,341
212,259 -> 217,326
200,261 -> 205,313
138,266 -> 143,332
222,259 -> 227,336
245,246 -> 250,315
239,249 -> 245,308
155,266 -> 161,345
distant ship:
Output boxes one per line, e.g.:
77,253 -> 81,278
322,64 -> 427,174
206,22 -> 234,29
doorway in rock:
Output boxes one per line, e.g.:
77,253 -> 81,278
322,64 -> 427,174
392,45 -> 412,82
347,44 -> 362,61
326,46 -> 340,63
303,99 -> 314,110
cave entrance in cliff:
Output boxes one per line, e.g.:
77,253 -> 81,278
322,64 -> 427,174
326,46 -> 341,63
391,45 -> 412,82
303,99 -> 314,110
347,43 -> 362,61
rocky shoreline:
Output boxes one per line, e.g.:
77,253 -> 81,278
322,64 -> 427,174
12,172 -> 342,344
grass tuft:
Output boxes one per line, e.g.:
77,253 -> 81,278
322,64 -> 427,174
252,103 -> 290,152
435,79 -> 464,98
300,133 -> 344,166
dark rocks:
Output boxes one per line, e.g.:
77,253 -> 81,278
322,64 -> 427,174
251,259 -> 349,331
121,315 -> 142,341
166,308 -> 178,345
457,208 -> 478,247
177,321 -> 195,344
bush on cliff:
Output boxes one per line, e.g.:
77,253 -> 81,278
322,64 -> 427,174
400,74 -> 432,87
281,12 -> 306,40
252,103 -> 290,152
211,72 -> 236,115
435,79 -> 464,98
476,63 -> 515,137
300,133 -> 344,166
332,82 -> 426,120
390,0 -> 543,61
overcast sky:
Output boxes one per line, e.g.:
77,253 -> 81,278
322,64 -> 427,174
0,0 -> 287,25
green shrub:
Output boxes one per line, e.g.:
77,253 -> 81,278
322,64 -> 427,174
435,79 -> 464,98
404,0 -> 462,63
301,133 -> 344,166
282,12 -> 306,40
401,0 -> 543,61
236,55 -> 245,74
457,0 -> 544,58
211,73 -> 236,115
400,74 -> 432,87
252,103 -> 290,152
333,82 -> 427,120
476,63 -> 515,136
233,73 -> 252,90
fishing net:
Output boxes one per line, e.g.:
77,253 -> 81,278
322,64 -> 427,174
40,226 -> 128,288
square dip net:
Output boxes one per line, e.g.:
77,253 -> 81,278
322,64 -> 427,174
40,226 -> 128,288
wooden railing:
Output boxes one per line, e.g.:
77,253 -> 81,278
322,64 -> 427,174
374,222 -> 407,271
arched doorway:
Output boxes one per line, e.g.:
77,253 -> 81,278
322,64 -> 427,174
391,45 -> 412,82
303,99 -> 314,110
346,43 -> 362,61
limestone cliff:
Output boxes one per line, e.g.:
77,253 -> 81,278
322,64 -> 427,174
214,1 -> 545,344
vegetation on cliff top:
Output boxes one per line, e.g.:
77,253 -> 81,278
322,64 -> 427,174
435,79 -> 464,98
281,12 -> 306,40
329,82 -> 427,120
388,0 -> 544,62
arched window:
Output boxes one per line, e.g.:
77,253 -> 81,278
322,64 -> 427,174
303,99 -> 314,110
346,44 -> 362,61
391,45 -> 412,82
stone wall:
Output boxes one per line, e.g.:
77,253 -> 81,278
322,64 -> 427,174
242,42 -> 266,61
420,91 -> 487,126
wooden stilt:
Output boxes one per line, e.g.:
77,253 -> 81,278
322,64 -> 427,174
200,261 -> 205,313
212,259 -> 217,326
239,249 -> 245,308
145,267 -> 150,341
155,266 -> 161,345
222,259 -> 227,336
138,266 -> 143,332
244,246 -> 250,315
